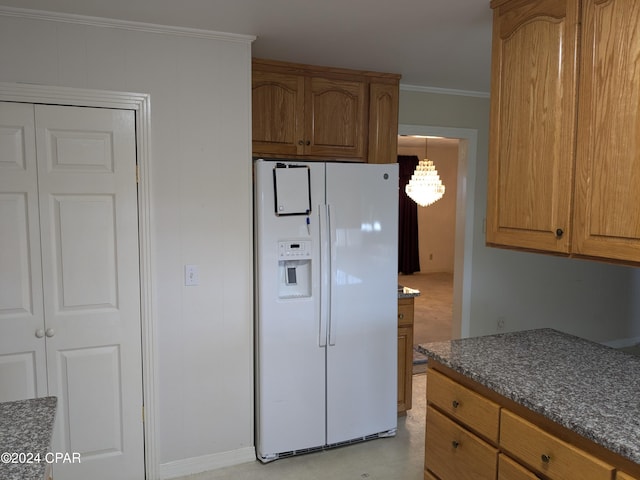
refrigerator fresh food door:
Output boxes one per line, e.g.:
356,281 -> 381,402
325,162 -> 399,444
254,160 -> 326,458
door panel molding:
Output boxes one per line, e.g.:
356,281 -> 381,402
0,82 -> 157,479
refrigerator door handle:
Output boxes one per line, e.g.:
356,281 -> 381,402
327,204 -> 336,346
319,204 -> 329,347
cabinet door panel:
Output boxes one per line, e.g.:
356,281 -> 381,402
487,0 -> 579,252
252,70 -> 305,156
573,0 -> 640,262
397,325 -> 412,413
306,77 -> 366,159
368,82 -> 399,164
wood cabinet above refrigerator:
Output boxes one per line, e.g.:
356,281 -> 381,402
252,58 -> 400,163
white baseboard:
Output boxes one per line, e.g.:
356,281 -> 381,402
159,447 -> 256,479
601,335 -> 640,349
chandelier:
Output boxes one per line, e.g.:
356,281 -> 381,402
405,158 -> 445,207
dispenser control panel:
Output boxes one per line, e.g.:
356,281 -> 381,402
278,240 -> 312,260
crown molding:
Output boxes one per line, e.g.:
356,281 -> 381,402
0,5 -> 256,44
400,83 -> 490,99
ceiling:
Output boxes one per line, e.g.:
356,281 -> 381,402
0,0 -> 494,94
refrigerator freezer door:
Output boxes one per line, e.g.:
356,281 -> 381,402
254,160 -> 326,458
325,162 -> 399,444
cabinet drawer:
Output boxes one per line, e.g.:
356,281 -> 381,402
427,368 -> 500,442
424,470 -> 438,480
500,409 -> 614,480
617,472 -> 638,480
499,453 -> 541,480
398,298 -> 414,327
425,405 -> 498,480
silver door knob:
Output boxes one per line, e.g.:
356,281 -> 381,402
45,328 -> 55,338
35,329 -> 45,338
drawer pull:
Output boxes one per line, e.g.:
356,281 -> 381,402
451,440 -> 460,449
541,454 -> 551,464
452,400 -> 460,409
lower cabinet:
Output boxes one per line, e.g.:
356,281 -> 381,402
397,297 -> 414,414
618,472 -> 640,480
500,409 -> 614,480
425,405 -> 498,480
424,471 -> 439,480
425,364 -> 639,480
498,454 -> 540,480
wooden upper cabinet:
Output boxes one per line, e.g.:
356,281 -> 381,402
572,0 -> 640,263
305,76 -> 366,159
488,0 -> 640,265
252,58 -> 400,163
252,70 -> 305,156
487,0 -> 580,253
368,82 -> 400,164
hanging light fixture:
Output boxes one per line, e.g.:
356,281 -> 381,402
405,158 -> 445,207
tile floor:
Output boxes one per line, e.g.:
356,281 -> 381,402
177,373 -> 427,480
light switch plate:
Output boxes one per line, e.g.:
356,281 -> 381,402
185,264 -> 199,286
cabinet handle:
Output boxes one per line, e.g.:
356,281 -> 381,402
555,228 -> 564,238
398,313 -> 404,319
451,440 -> 460,449
541,454 -> 551,463
452,400 -> 460,409
45,328 -> 55,338
298,140 -> 304,146
35,329 -> 45,338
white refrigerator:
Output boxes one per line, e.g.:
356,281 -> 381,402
254,159 -> 399,462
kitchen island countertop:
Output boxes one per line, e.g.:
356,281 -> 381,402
418,328 -> 640,465
0,396 -> 57,480
398,285 -> 420,299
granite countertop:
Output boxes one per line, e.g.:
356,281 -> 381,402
418,328 -> 640,465
0,396 -> 57,480
398,285 -> 420,299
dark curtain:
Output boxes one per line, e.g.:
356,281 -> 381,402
397,155 -> 420,274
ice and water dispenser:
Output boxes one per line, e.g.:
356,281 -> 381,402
278,240 -> 312,299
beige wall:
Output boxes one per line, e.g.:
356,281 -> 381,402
398,139 -> 458,273
0,9 -> 255,475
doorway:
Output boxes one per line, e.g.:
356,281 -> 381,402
0,101 -> 144,479
398,135 -> 457,345
0,82 -> 157,479
397,124 -> 479,342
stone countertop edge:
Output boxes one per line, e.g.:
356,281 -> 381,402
417,328 -> 640,465
398,285 -> 420,299
0,396 -> 58,480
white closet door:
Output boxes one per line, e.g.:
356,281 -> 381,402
0,102 -> 47,402
34,105 -> 144,480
